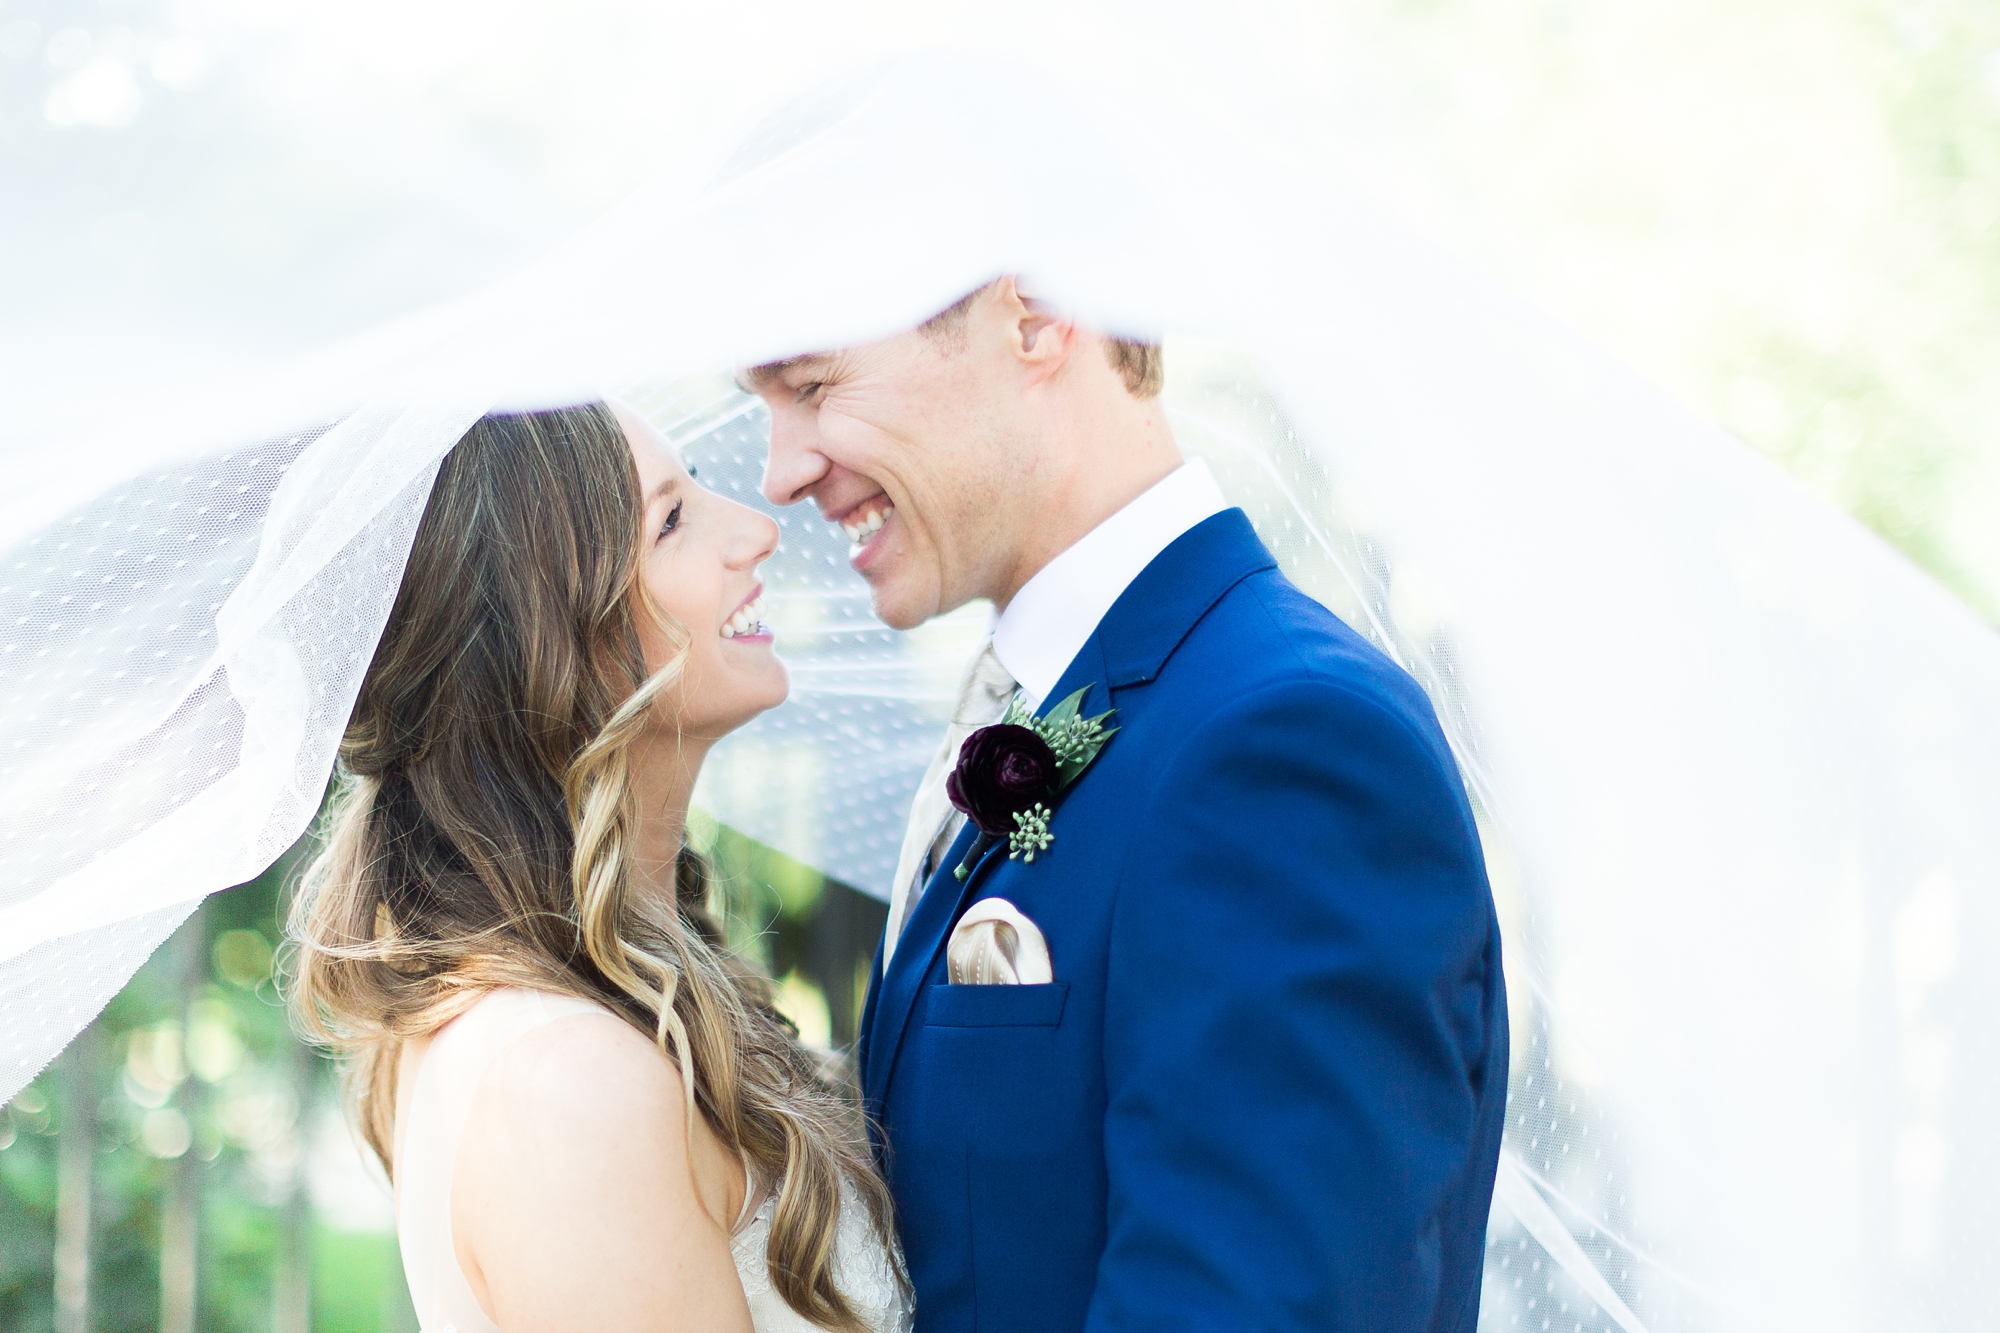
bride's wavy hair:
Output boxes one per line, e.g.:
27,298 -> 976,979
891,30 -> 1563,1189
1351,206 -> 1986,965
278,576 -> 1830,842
288,402 -> 895,1331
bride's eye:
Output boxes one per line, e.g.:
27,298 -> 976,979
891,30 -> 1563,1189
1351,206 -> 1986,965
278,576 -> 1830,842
796,381 -> 823,405
657,498 -> 684,541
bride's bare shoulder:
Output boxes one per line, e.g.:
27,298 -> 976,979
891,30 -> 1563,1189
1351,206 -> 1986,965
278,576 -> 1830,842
449,995 -> 753,1330
471,1002 -> 686,1132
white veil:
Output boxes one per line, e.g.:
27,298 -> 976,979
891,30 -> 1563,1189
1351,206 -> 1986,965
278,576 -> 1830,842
4,34 -> 1997,1333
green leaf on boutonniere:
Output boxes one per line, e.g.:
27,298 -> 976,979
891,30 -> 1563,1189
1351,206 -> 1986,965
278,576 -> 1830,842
1006,685 -> 1118,790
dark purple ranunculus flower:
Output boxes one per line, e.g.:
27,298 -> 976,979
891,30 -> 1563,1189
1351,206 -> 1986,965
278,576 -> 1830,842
946,723 -> 1058,836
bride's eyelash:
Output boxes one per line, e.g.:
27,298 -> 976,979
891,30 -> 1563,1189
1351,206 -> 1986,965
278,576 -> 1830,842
658,498 -> 684,540
796,381 -> 824,404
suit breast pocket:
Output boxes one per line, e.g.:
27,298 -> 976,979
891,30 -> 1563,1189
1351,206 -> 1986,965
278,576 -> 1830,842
913,983 -> 1076,1158
923,982 -> 1069,1028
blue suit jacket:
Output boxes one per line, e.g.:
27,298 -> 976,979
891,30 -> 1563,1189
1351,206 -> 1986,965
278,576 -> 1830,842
859,509 -> 1507,1333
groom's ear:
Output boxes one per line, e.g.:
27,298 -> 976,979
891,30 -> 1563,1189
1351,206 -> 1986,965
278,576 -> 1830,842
995,276 -> 1076,383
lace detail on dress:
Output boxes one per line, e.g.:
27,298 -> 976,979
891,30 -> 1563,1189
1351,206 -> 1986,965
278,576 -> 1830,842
730,1180 -> 912,1333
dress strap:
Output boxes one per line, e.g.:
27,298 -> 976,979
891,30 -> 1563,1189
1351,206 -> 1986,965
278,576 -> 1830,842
735,1150 -> 767,1235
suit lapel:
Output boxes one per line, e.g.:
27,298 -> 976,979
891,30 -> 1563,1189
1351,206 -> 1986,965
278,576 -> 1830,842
863,510 -> 1277,1109
863,814 -> 1006,1106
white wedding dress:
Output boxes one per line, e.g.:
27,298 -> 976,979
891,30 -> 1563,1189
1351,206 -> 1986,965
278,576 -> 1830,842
393,988 -> 911,1333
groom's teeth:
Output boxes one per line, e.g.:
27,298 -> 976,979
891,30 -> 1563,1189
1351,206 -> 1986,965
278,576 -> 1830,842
840,504 -> 892,544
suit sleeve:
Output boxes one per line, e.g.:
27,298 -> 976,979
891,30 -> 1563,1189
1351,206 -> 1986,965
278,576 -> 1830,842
1086,677 -> 1499,1332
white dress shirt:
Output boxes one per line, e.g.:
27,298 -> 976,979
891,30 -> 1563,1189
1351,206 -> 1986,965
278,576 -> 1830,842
991,458 -> 1228,709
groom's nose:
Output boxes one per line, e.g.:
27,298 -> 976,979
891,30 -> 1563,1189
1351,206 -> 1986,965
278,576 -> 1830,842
762,407 -> 829,507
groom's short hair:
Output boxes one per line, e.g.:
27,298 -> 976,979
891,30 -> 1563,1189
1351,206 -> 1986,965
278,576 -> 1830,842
921,282 -> 1163,399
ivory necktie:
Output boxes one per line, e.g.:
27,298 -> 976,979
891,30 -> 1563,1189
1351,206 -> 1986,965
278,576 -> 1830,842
882,640 -> 1017,964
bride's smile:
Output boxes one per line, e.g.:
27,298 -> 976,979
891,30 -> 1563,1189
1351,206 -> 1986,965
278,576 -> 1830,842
616,403 -> 788,745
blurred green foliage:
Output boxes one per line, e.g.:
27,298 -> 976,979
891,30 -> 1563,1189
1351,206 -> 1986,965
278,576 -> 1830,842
696,812 -> 888,1048
1720,0 -> 2000,613
1341,0 -> 2000,619
0,854 -> 415,1333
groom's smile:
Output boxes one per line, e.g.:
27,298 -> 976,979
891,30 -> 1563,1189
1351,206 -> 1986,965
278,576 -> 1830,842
832,493 -> 896,563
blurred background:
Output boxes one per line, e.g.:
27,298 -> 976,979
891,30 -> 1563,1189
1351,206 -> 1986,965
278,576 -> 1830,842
4,0 -> 1997,1328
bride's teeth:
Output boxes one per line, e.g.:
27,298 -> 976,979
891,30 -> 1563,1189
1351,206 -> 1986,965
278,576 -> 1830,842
722,597 -> 767,639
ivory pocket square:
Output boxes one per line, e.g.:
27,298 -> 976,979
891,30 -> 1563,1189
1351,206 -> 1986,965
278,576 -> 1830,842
946,898 -> 1052,985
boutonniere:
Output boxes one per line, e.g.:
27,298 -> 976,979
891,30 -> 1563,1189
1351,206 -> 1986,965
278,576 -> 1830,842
945,685 -> 1118,881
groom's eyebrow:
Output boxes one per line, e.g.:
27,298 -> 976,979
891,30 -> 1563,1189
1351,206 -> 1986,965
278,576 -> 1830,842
738,352 -> 837,393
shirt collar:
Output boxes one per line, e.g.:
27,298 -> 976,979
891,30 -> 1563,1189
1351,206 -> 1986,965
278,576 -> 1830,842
991,458 -> 1228,708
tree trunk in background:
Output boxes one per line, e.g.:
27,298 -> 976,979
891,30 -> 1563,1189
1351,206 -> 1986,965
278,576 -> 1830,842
160,916 -> 204,1333
160,1149 -> 199,1333
53,1025 -> 97,1333
274,1038 -> 314,1333
808,879 -> 888,1049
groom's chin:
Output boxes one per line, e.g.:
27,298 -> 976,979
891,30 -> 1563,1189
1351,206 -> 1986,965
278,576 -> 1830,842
862,575 -> 935,633
869,592 -> 929,633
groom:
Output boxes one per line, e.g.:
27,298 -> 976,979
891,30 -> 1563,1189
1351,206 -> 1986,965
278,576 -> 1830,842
751,279 -> 1506,1331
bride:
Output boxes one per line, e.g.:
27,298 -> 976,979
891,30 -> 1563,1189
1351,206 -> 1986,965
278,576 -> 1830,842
286,400 -> 910,1332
